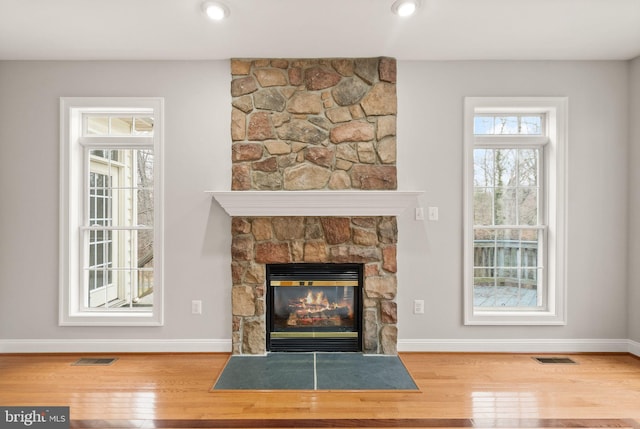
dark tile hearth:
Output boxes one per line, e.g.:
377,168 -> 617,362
212,353 -> 418,391
214,353 -> 314,390
314,353 -> 416,390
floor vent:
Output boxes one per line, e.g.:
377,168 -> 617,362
72,358 -> 118,366
533,357 -> 577,364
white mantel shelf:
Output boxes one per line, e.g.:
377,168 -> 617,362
208,191 -> 424,217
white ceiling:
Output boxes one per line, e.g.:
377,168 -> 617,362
1,0 -> 639,61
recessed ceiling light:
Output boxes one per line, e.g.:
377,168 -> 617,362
202,1 -> 230,20
391,0 -> 419,17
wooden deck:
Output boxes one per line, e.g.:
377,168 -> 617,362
1,352 -> 639,428
474,285 -> 538,307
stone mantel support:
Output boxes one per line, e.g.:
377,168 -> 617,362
208,190 -> 423,217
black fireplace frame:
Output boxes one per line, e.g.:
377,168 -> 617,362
266,263 -> 363,352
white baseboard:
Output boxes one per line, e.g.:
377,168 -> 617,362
1,338 -> 637,355
397,338 -> 631,354
0,339 -> 232,354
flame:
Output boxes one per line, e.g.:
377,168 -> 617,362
303,291 -> 330,307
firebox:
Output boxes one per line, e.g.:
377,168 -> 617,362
266,263 -> 363,352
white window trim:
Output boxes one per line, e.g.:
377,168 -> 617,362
463,97 -> 568,325
60,97 -> 164,326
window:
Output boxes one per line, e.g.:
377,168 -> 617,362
60,98 -> 163,326
463,97 -> 567,325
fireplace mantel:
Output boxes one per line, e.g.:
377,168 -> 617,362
208,191 -> 423,217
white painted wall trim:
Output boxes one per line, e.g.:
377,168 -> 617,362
1,338 -> 637,355
0,339 -> 231,354
398,338 -> 631,353
208,190 -> 424,216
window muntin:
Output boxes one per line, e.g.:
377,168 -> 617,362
463,98 -> 567,325
60,98 -> 163,326
88,171 -> 114,293
84,115 -> 154,136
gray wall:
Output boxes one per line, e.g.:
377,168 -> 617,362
396,61 -> 629,342
0,61 -> 232,342
629,57 -> 640,344
0,60 -> 633,350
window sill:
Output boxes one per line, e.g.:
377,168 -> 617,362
60,311 -> 163,327
465,310 -> 567,326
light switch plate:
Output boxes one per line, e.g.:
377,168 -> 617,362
428,206 -> 439,221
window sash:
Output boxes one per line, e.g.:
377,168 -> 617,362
82,146 -> 154,312
82,112 -> 154,137
472,225 -> 547,310
473,113 -> 546,136
472,146 -> 544,228
471,139 -> 547,312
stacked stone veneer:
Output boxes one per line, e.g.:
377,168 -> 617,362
229,57 -> 399,355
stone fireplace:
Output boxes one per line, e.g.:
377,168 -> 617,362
225,57 -> 401,355
231,215 -> 398,355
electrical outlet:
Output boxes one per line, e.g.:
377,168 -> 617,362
413,299 -> 425,314
191,300 -> 202,314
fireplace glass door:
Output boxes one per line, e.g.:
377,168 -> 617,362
267,263 -> 362,352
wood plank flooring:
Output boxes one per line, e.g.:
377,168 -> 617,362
1,352 -> 639,428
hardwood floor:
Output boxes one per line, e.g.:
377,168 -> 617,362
1,352 -> 639,428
